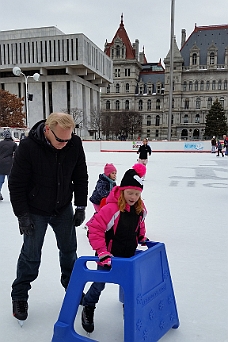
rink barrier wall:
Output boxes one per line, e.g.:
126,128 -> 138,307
82,140 -> 212,153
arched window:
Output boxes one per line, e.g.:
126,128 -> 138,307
218,80 -> 222,90
116,45 -> 120,58
224,80 -> 227,90
206,81 -> 210,90
125,100 -> 129,110
106,100 -> 110,110
116,83 -> 120,93
195,114 -> 200,123
181,129 -> 188,140
126,83 -> 129,93
147,115 -> 151,126
195,81 -> 198,91
155,115 -> 160,126
212,80 -> 216,90
138,100 -> 143,111
183,81 -> 187,91
200,81 -> 204,91
210,52 -> 215,65
147,99 -> 151,110
107,85 -> 110,94
156,99 -> 160,110
192,53 -> 197,65
207,97 -> 212,109
115,100 -> 120,110
184,114 -> 188,123
189,81 -> 193,91
220,97 -> 224,108
196,97 -> 201,109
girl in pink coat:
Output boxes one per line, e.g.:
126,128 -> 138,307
81,163 -> 148,333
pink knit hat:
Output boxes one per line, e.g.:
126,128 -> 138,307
104,163 -> 117,176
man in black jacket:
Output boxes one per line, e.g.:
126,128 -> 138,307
8,113 -> 88,323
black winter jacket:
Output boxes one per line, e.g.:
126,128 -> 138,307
0,138 -> 17,175
137,144 -> 152,160
8,120 -> 88,217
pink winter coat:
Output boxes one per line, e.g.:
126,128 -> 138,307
86,186 -> 147,256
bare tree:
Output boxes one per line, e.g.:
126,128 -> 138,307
89,107 -> 102,139
101,110 -> 142,140
62,107 -> 83,133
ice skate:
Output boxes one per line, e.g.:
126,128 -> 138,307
12,300 -> 28,325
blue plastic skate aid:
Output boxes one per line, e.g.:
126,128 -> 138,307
52,241 -> 179,342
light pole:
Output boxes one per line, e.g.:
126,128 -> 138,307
168,0 -> 175,140
12,67 -> 40,128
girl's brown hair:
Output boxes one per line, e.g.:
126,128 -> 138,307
118,190 -> 143,215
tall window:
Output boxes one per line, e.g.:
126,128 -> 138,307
189,81 -> 193,91
192,53 -> 197,65
116,45 -> 120,58
147,115 -> 151,126
224,80 -> 227,90
106,100 -> 110,110
195,114 -> 200,123
220,97 -> 224,108
155,115 -> 160,126
210,52 -> 215,65
212,80 -> 216,90
138,100 -> 143,111
200,81 -> 204,91
125,100 -> 129,110
116,83 -> 120,93
207,97 -> 212,109
107,85 -> 110,94
115,100 -> 120,110
195,81 -> 198,91
196,97 -> 201,109
126,83 -> 129,93
206,81 -> 210,90
184,114 -> 188,123
125,68 -> 130,76
156,99 -> 160,110
183,81 -> 187,91
147,99 -> 151,110
114,68 -> 120,77
184,98 -> 189,109
218,80 -> 222,90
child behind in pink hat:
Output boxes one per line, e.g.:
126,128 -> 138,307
89,163 -> 117,212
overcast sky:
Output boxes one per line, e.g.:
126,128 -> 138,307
1,0 -> 228,64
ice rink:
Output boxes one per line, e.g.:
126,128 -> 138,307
0,150 -> 227,342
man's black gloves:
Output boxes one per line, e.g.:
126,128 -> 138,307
73,207 -> 86,227
18,213 -> 34,236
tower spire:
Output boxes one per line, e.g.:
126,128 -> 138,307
121,13 -> 124,25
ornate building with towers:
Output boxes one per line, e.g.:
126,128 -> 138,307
101,17 -> 228,140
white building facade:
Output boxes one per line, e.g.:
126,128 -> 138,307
0,26 -> 112,138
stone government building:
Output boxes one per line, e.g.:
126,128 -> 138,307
102,16 -> 228,140
0,26 -> 112,138
0,18 -> 228,140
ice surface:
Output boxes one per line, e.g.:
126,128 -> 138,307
0,151 -> 227,342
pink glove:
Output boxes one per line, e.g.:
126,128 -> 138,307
98,251 -> 112,266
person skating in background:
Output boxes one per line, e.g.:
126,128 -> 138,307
137,138 -> 152,166
8,113 -> 88,323
216,139 -> 224,157
90,163 -> 117,212
211,136 -> 216,153
81,163 -> 149,333
223,134 -> 228,156
0,129 -> 17,200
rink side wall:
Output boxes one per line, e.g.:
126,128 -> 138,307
82,140 -> 212,153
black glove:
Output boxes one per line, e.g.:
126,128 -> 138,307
73,208 -> 86,227
18,213 -> 34,236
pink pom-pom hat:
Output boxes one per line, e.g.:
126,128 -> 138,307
120,163 -> 146,192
